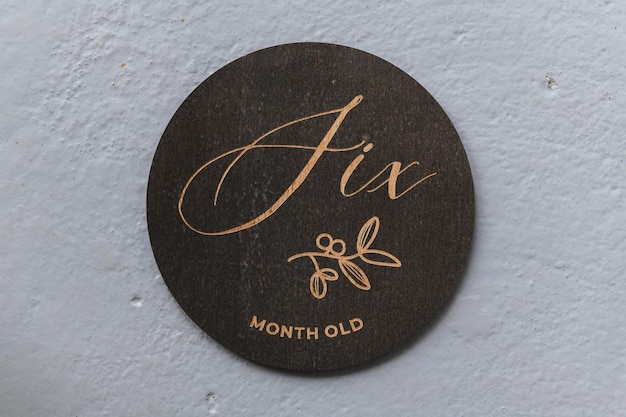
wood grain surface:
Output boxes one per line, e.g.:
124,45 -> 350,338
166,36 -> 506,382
147,43 -> 474,371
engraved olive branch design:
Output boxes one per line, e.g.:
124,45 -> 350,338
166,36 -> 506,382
287,216 -> 401,299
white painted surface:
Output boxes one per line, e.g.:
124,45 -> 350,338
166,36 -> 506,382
2,1 -> 625,415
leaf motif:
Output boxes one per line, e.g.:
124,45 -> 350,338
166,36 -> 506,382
339,259 -> 371,291
310,272 -> 328,299
356,217 -> 380,253
359,249 -> 402,267
320,268 -> 339,281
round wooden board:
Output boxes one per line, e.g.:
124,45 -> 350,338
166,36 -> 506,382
147,43 -> 474,371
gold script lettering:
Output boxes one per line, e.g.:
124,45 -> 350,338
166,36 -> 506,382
340,143 -> 438,199
179,95 -> 364,235
178,95 -> 437,235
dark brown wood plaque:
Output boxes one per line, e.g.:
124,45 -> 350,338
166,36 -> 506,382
147,43 -> 473,371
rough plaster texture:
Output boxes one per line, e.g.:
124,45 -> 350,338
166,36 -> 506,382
1,1 -> 625,416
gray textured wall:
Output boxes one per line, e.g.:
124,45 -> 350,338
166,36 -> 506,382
2,1 -> 625,416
